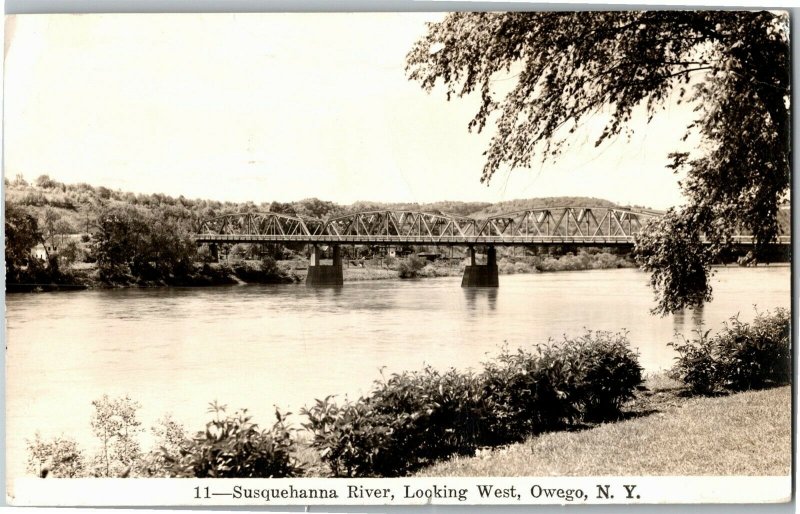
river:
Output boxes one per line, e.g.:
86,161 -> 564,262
5,266 -> 790,480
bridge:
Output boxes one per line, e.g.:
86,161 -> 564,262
193,206 -> 789,287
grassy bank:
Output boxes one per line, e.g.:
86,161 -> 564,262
416,379 -> 791,477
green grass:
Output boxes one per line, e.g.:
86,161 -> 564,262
417,385 -> 791,477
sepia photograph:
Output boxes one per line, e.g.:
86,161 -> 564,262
3,9 -> 792,505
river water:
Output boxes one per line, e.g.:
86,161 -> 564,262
5,266 -> 790,480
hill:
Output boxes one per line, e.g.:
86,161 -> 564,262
4,175 -> 634,232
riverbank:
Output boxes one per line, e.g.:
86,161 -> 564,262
10,250 -> 639,292
11,248 -> 791,294
414,379 -> 791,477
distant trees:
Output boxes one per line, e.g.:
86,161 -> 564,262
5,202 -> 80,289
94,205 -> 196,284
35,175 -> 61,189
40,207 -> 74,259
293,198 -> 338,219
5,203 -> 42,281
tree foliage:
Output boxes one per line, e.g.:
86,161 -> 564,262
5,202 -> 42,278
26,433 -> 87,478
407,11 -> 790,313
94,205 -> 196,284
90,394 -> 143,477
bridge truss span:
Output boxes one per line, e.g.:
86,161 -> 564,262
192,206 -> 787,246
197,212 -> 320,239
479,207 -> 663,241
323,210 -> 480,241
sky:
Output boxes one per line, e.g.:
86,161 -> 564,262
4,13 -> 701,209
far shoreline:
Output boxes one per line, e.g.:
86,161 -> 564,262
6,258 -> 791,294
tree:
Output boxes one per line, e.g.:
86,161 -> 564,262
90,394 -> 143,477
406,11 -> 789,314
94,205 -> 196,284
5,202 -> 42,278
35,174 -> 60,189
40,207 -> 74,259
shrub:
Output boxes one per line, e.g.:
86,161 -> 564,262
481,332 -> 641,441
668,330 -> 719,395
383,256 -> 397,268
301,396 -> 395,477
367,367 -> 485,474
669,308 -> 790,394
303,368 -> 486,477
139,414 -> 190,477
716,309 -> 791,391
27,434 -> 87,478
481,346 -> 580,444
161,403 -> 303,478
397,256 -> 427,278
304,332 -> 642,477
564,331 -> 643,420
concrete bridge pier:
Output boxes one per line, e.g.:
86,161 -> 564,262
461,245 -> 499,287
306,244 -> 344,286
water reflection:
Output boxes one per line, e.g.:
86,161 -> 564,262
692,304 -> 705,328
463,287 -> 498,311
672,305 -> 706,336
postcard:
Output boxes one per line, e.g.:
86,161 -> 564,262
3,11 -> 792,506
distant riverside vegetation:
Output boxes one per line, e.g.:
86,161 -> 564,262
4,175 -> 790,292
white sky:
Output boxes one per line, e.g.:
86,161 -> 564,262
4,13 -> 699,209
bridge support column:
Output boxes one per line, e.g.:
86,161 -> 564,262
461,245 -> 499,287
306,244 -> 343,286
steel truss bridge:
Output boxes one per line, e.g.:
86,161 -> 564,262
192,207 -> 788,246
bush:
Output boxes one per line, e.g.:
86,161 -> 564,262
481,332 -> 641,442
668,330 -> 718,395
669,308 -> 790,394
303,368 -> 486,477
716,309 -> 791,391
368,367 -> 485,474
301,396 -> 395,477
161,403 -> 303,478
27,434 -> 87,478
304,331 -> 642,477
229,258 -> 292,284
565,331 -> 643,420
397,256 -> 426,278
481,346 -> 580,444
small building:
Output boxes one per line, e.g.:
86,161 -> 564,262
31,244 -> 48,260
386,246 -> 413,258
417,252 -> 443,262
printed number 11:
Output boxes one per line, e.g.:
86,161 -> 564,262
195,486 -> 210,499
